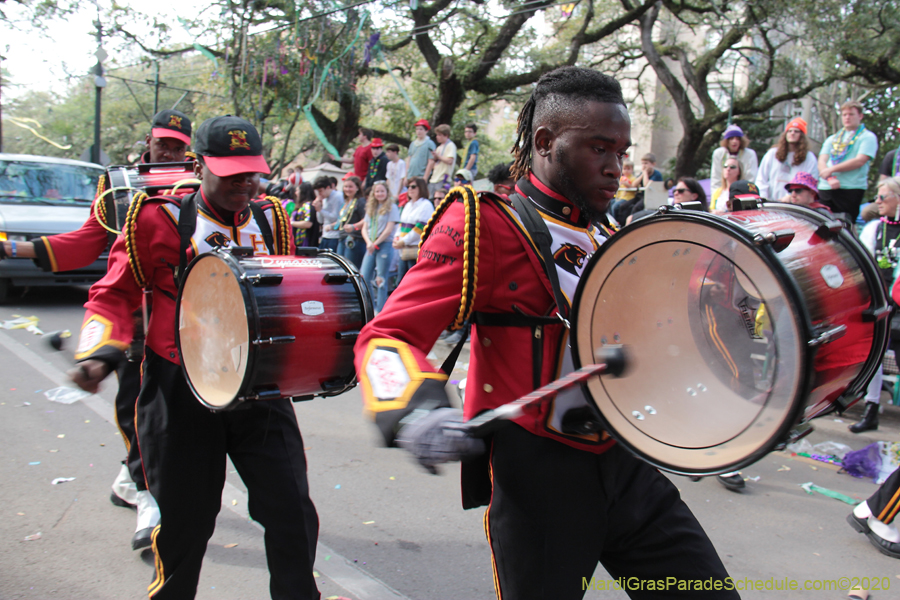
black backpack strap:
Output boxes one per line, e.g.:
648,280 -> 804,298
508,193 -> 570,324
248,201 -> 276,254
177,193 -> 198,285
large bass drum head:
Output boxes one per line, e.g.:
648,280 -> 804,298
178,253 -> 251,409
572,213 -> 810,475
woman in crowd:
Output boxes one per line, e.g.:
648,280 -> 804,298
290,182 -> 319,248
711,124 -> 758,185
712,157 -> 743,214
360,181 -> 399,312
755,118 -> 819,202
671,177 -> 709,211
336,175 -> 367,268
393,177 -> 434,284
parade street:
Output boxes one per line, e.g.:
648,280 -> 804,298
2,287 -> 900,600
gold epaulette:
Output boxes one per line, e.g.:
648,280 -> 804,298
420,185 -> 481,331
263,195 -> 291,255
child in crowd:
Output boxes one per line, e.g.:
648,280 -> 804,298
385,143 -> 407,200
360,181 -> 399,312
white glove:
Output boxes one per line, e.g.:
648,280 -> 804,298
397,408 -> 485,474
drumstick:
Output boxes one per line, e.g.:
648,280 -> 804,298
445,345 -> 628,438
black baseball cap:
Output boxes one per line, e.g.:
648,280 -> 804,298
150,109 -> 192,145
729,180 -> 763,202
193,115 -> 270,177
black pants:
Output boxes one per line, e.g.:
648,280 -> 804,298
137,348 -> 320,600
487,426 -> 739,599
869,467 -> 900,525
115,358 -> 146,490
819,188 -> 865,221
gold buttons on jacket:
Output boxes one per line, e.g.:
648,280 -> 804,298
482,338 -> 492,347
562,206 -> 571,216
483,384 -> 494,393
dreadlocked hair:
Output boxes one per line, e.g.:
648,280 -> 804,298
510,66 -> 626,181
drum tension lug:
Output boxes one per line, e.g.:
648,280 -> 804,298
252,335 -> 296,345
324,273 -> 350,284
295,247 -> 318,257
773,421 -> 814,451
335,330 -> 360,340
243,273 -> 284,286
752,230 -> 794,253
230,246 -> 255,258
815,221 -> 844,240
862,305 -> 892,322
673,201 -> 703,211
808,324 -> 847,347
244,388 -> 282,402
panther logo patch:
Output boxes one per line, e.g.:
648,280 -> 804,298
205,231 -> 231,247
167,115 -> 183,129
553,243 -> 588,276
228,130 -> 251,151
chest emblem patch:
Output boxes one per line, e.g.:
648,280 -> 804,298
553,243 -> 588,275
205,231 -> 232,247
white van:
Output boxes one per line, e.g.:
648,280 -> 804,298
0,153 -> 107,301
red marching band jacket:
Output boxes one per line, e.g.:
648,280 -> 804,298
354,176 -> 618,482
73,190 -> 294,367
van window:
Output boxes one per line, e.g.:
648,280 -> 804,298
0,159 -> 99,205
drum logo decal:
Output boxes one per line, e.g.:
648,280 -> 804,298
820,264 -> 844,289
257,257 -> 323,268
301,301 -> 324,316
738,299 -> 764,340
205,231 -> 232,247
553,243 -> 589,275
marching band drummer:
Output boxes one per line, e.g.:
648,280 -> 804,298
0,108 -> 193,551
355,67 -> 738,600
69,116 -> 319,600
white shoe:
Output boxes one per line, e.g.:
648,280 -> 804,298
132,490 -> 160,551
110,464 -> 137,508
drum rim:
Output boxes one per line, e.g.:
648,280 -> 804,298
175,248 -> 260,410
571,208 -> 816,475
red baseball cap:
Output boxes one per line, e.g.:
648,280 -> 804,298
193,115 -> 270,177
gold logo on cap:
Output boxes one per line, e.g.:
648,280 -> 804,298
229,130 -> 251,151
168,115 -> 183,129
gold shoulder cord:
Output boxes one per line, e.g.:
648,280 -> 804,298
123,191 -> 150,288
264,195 -> 290,254
419,185 -> 481,331
95,174 -> 108,228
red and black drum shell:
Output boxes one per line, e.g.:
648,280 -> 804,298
176,249 -> 373,410
723,204 -> 887,419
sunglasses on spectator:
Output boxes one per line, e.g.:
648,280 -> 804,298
724,165 -> 739,170
408,184 -> 417,189
876,194 -> 897,202
672,187 -> 690,194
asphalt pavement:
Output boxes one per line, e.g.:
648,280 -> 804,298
2,286 -> 900,599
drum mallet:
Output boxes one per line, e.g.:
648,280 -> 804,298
446,345 -> 628,438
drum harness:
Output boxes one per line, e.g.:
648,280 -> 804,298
423,187 -> 602,434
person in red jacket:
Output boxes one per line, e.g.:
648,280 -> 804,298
70,116 -> 318,600
355,67 -> 738,599
0,108 -> 193,551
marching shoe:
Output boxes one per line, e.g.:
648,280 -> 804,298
866,528 -> 900,559
110,463 -> 137,509
716,472 -> 745,491
847,512 -> 870,534
849,402 -> 879,433
132,490 -> 161,551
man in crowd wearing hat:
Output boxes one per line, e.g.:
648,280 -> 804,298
785,172 -> 830,212
70,115 -> 319,600
0,108 -> 194,552
405,118 -> 436,184
818,100 -> 879,221
331,127 -> 375,179
453,168 -> 473,187
755,118 -> 819,203
365,138 -> 388,190
711,124 -> 759,186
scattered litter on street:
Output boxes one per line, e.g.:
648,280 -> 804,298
44,387 -> 90,405
224,543 -> 238,548
51,477 -> 75,485
23,532 -> 41,541
800,482 -> 858,505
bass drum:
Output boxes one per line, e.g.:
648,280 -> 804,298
571,203 -> 889,475
176,248 -> 373,411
